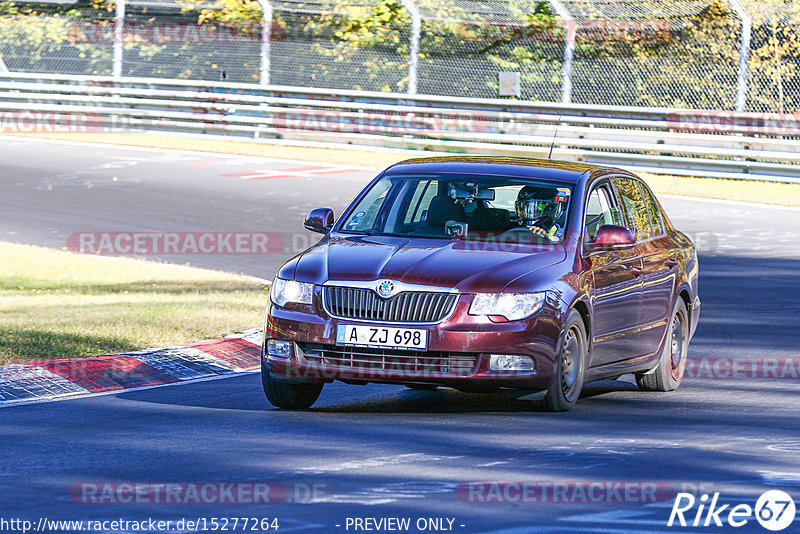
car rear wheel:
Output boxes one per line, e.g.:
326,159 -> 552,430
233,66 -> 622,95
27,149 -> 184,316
261,365 -> 323,409
542,309 -> 588,412
636,300 -> 688,392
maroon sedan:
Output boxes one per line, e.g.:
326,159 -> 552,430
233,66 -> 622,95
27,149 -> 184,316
262,157 -> 700,411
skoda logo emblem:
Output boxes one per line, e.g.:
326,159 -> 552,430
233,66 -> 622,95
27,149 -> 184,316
376,280 -> 395,298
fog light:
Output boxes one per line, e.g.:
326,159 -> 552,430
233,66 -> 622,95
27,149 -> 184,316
267,339 -> 293,360
489,354 -> 535,372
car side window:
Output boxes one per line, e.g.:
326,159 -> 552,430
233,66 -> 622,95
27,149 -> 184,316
584,183 -> 622,243
342,177 -> 392,231
638,182 -> 665,237
613,176 -> 651,240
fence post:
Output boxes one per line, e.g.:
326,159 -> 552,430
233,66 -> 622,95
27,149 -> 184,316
112,0 -> 125,79
548,0 -> 575,104
728,0 -> 752,111
400,0 -> 421,94
257,0 -> 273,85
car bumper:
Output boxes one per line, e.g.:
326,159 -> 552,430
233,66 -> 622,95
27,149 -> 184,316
263,296 -> 563,392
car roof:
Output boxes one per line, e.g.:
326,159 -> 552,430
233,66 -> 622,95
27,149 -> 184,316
385,156 -> 623,184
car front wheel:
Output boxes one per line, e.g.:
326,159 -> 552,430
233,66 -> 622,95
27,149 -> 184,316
636,299 -> 689,392
261,365 -> 323,409
542,309 -> 588,412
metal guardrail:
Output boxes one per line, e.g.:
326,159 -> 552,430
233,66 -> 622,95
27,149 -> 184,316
1,73 -> 798,183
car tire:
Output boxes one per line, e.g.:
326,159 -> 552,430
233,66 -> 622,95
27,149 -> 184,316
542,309 -> 588,412
406,384 -> 439,391
636,299 -> 689,392
261,366 -> 323,409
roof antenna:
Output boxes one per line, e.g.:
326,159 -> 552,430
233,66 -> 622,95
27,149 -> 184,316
547,113 -> 563,160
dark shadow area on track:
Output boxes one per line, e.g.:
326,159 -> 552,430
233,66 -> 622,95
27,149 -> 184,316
3,376 -> 799,534
688,255 -> 800,358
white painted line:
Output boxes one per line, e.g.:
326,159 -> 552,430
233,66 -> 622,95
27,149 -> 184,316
0,135 -> 380,170
0,365 -> 88,402
0,370 -> 259,409
3,135 -> 796,211
1,328 -> 265,407
225,327 -> 264,345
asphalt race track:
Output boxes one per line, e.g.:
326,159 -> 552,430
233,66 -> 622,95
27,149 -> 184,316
1,137 -> 799,533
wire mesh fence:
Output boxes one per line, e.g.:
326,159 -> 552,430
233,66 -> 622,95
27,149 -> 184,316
270,0 -> 413,92
741,0 -> 800,113
121,0 -> 263,82
1,0 -> 798,112
413,0 -> 568,101
0,4 -> 115,76
564,0 -> 744,109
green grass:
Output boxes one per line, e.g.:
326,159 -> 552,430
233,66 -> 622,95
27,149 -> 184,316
12,132 -> 800,207
0,242 -> 267,364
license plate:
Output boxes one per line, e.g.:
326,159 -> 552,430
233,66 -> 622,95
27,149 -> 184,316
336,324 -> 428,351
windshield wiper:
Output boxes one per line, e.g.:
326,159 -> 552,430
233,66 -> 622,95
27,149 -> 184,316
342,229 -> 378,236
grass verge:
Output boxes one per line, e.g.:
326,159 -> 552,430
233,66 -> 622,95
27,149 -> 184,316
10,132 -> 800,207
0,242 -> 267,364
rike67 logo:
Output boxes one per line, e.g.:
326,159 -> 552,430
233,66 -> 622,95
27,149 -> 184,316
668,490 -> 796,531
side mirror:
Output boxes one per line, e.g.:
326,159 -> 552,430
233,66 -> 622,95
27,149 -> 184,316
587,224 -> 636,252
304,208 -> 335,234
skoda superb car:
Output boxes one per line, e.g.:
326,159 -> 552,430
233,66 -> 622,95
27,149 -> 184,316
262,157 -> 700,411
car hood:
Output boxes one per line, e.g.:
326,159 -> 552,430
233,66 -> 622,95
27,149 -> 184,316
288,235 -> 567,293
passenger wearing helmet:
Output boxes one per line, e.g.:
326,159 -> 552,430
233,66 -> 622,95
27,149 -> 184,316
514,185 -> 567,242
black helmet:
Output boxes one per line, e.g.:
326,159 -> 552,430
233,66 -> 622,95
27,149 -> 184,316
515,185 -> 560,226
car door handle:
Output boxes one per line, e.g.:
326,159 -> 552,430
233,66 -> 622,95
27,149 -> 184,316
664,259 -> 678,268
630,267 -> 644,277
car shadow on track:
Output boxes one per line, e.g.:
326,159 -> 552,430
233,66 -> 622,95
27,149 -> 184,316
305,381 -> 642,414
114,371 -> 643,414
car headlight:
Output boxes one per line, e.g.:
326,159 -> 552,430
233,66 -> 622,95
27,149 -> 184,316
270,277 -> 314,307
469,292 -> 545,321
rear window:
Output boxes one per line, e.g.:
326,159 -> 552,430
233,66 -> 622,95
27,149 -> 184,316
638,182 -> 665,236
614,176 -> 651,240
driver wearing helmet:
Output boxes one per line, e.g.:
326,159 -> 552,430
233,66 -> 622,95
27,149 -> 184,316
515,185 -> 566,241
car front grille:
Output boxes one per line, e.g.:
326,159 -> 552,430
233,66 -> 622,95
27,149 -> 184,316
300,344 -> 478,377
323,286 -> 458,323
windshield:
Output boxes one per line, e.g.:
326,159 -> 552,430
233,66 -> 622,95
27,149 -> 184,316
339,174 -> 574,244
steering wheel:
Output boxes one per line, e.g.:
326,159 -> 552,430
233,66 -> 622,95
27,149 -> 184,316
497,226 -> 552,243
